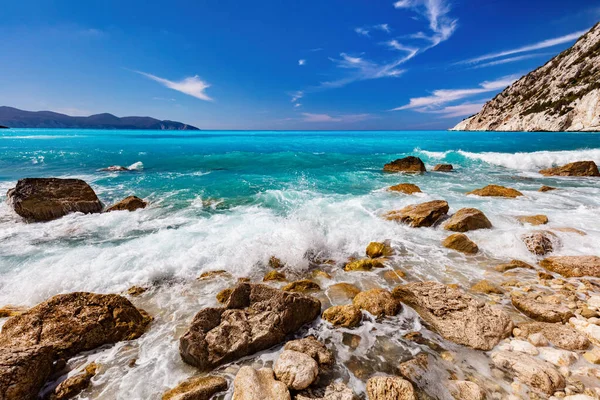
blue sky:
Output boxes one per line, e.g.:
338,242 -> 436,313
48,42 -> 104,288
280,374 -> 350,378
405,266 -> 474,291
0,1 -> 598,130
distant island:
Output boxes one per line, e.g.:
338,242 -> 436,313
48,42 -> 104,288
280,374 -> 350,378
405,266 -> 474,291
0,106 -> 199,130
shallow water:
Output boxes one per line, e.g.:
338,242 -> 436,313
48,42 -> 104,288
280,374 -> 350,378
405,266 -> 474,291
1,129 -> 599,399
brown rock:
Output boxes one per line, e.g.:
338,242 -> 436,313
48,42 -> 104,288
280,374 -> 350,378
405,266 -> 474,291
322,305 -> 362,328
511,291 -> 573,323
162,375 -> 227,400
353,289 -> 401,318
466,185 -> 523,198
179,283 -> 320,371
398,353 -> 430,383
494,260 -> 534,272
232,367 -> 290,400
552,227 -> 586,235
274,350 -> 318,390
540,256 -> 600,277
539,185 -> 556,192
198,270 -> 230,280
126,286 -> 147,296
283,336 -> 333,369
268,256 -> 285,269
0,305 -> 27,318
263,270 -> 286,282
366,376 -> 416,400
382,269 -> 406,284
442,233 -> 478,254
433,164 -> 453,172
366,242 -> 394,258
282,280 -> 320,293
491,350 -> 565,395
522,231 -> 557,255
216,288 -> 232,304
383,157 -> 426,173
385,200 -> 449,228
517,215 -> 549,225
0,346 -> 54,400
392,282 -> 513,350
49,362 -> 97,400
539,161 -> 600,177
327,283 -> 361,302
0,292 -> 151,359
106,196 -> 147,212
448,381 -> 485,400
388,183 -> 421,194
6,178 -> 103,222
444,208 -> 492,232
344,259 -> 384,271
295,382 -> 355,400
514,322 -> 590,350
471,279 -> 504,294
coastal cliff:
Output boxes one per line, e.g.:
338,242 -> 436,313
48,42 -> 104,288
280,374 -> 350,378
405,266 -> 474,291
452,22 -> 600,132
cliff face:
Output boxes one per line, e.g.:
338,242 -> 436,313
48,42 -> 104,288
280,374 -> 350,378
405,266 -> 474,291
452,23 -> 600,132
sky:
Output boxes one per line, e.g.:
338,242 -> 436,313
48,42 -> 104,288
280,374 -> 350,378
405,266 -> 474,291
0,1 -> 598,130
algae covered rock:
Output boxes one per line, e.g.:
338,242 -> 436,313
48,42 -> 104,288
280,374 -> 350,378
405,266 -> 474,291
517,214 -> 548,225
344,259 -> 384,272
282,280 -> 321,293
366,241 -> 393,258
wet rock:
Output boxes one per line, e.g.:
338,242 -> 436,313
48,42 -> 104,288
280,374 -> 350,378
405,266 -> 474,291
268,256 -> 285,269
443,208 -> 492,232
366,376 -> 416,400
162,375 -> 227,400
327,283 -> 361,302
539,185 -> 557,192
442,233 -> 479,254
398,353 -> 430,384
514,322 -> 590,350
106,196 -> 147,212
295,382 -> 355,400
283,336 -> 333,369
0,305 -> 27,318
282,280 -> 321,293
216,288 -> 232,304
126,286 -> 147,297
466,185 -> 523,198
385,200 -> 449,228
101,165 -> 129,172
448,381 -> 485,400
232,367 -> 290,400
263,270 -> 287,282
6,178 -> 103,222
0,346 -> 54,400
344,259 -> 384,272
538,347 -> 578,367
274,350 -> 318,390
540,256 -> 600,278
366,242 -> 394,258
583,348 -> 600,364
0,292 -> 151,359
433,164 -> 453,172
388,183 -> 422,194
383,157 -> 426,173
522,231 -> 557,255
179,283 -> 321,371
198,270 -> 230,280
552,227 -> 587,236
49,362 -> 97,400
517,215 -> 549,225
539,161 -> 600,177
569,318 -> 600,345
322,305 -> 362,328
392,281 -> 513,350
352,289 -> 401,318
498,339 -> 539,355
491,351 -> 565,395
471,279 -> 504,294
382,269 -> 406,284
511,291 -> 573,323
494,259 -> 534,272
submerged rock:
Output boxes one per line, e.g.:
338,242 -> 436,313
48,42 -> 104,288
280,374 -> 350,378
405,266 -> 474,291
49,362 -> 97,400
283,336 -> 333,369
274,350 -> 318,390
366,242 -> 394,258
268,256 -> 285,269
539,185 -> 557,192
101,165 -> 130,172
385,200 -> 449,228
517,214 -> 549,225
327,283 -> 361,302
344,259 -> 384,272
0,346 -> 54,400
471,279 -> 504,294
466,185 -> 523,198
282,280 -> 321,293
352,289 -> 401,318
540,256 -> 600,278
448,381 -> 485,400
162,375 -> 227,400
388,183 -> 421,194
491,350 -> 565,395
511,291 -> 573,323
0,305 -> 27,318
383,157 -> 426,173
0,292 -> 151,359
106,196 -> 147,212
232,367 -> 290,400
494,259 -> 534,272
296,382 -> 355,400
514,322 -> 590,350
392,281 -> 513,350
179,283 -> 321,371
442,233 -> 479,254
6,178 -> 103,222
366,376 -> 416,400
522,231 -> 558,255
322,305 -> 362,328
433,164 -> 453,172
263,270 -> 287,282
539,161 -> 600,177
443,208 -> 492,232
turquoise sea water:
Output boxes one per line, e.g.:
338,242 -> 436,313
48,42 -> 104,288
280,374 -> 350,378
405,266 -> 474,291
1,129 -> 599,398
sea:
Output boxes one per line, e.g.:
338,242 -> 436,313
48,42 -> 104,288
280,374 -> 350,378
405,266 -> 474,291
0,128 -> 599,398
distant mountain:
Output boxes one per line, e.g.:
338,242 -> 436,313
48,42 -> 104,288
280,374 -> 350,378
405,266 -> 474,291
0,106 -> 199,130
452,23 -> 600,132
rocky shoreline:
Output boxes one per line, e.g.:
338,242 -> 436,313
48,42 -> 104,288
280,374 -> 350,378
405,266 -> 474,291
1,157 -> 600,399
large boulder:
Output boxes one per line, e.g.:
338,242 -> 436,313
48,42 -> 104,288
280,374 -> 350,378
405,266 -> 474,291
352,289 -> 401,318
0,346 -> 54,400
383,157 -> 426,173
0,292 -> 151,359
392,282 -> 513,350
385,200 -> 449,227
539,161 -> 600,177
179,283 -> 321,371
274,350 -> 318,390
540,256 -> 600,278
6,178 -> 103,222
443,208 -> 492,232
514,322 -> 590,350
106,196 -> 147,212
466,185 -> 523,198
162,375 -> 227,400
442,233 -> 478,254
521,231 -> 558,255
511,291 -> 573,323
366,376 -> 416,400
491,351 -> 565,395
232,367 -> 290,400
388,183 -> 421,194
322,305 -> 362,328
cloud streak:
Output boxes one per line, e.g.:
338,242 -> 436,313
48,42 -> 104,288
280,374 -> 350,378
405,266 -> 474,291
393,0 -> 458,46
301,113 -> 372,123
136,71 -> 213,101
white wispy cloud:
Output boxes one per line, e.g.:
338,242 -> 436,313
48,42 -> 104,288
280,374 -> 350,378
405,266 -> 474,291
301,113 -> 372,123
294,103 -> 302,108
469,53 -> 552,69
298,59 -> 306,66
393,75 -> 518,111
424,103 -> 484,118
393,0 -> 457,46
290,91 -> 303,104
457,30 -> 587,65
374,23 -> 391,33
136,71 -> 212,101
355,27 -> 370,37
323,52 -> 408,88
